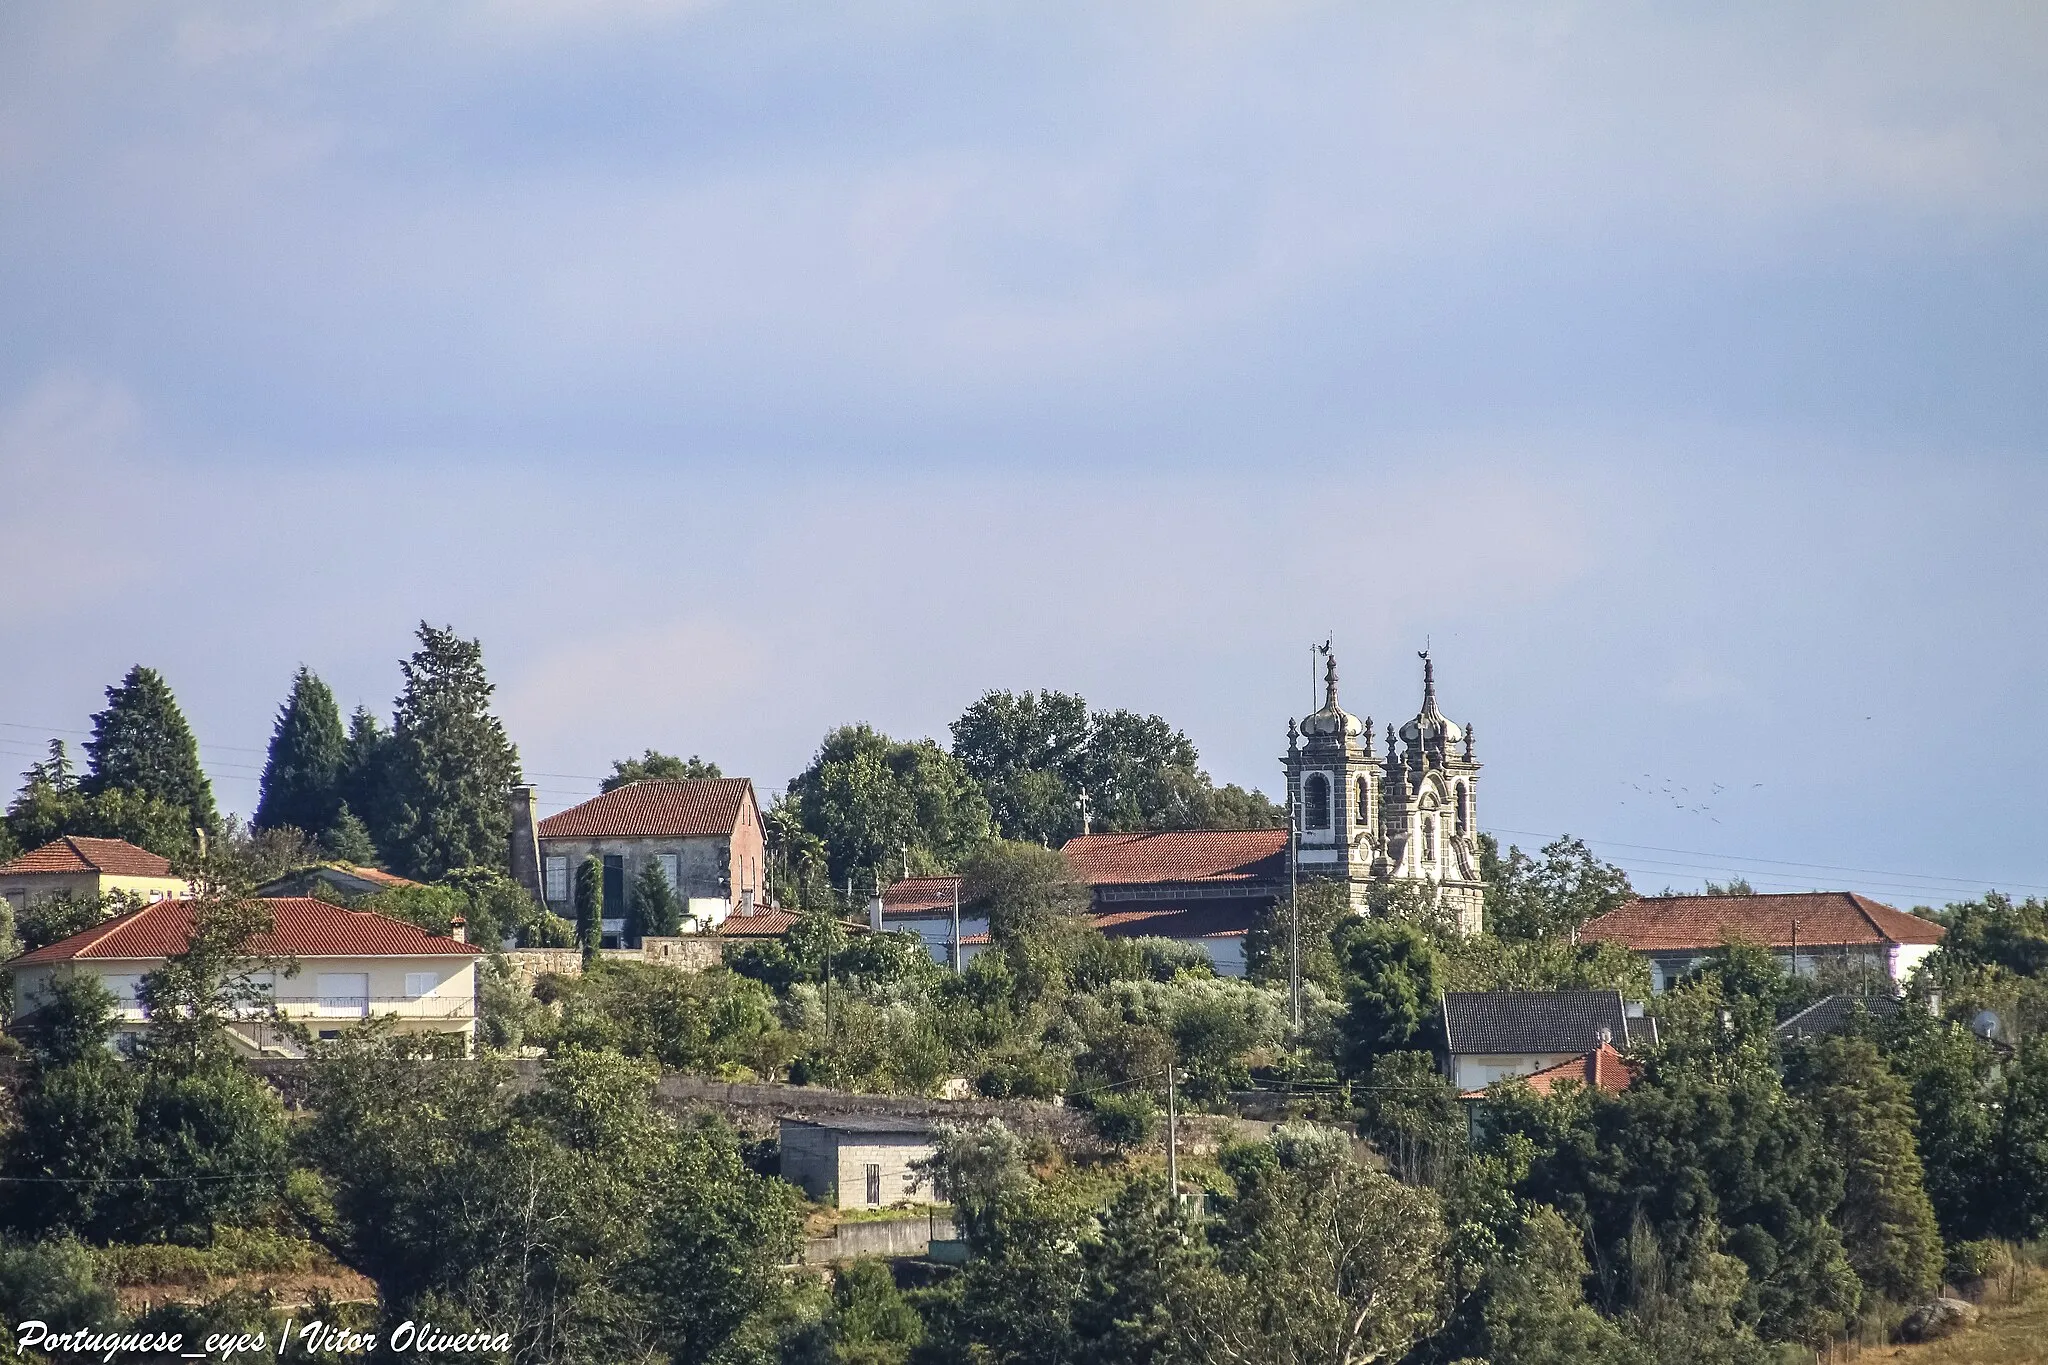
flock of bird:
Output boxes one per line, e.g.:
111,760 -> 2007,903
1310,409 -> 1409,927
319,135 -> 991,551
1620,776 -> 1766,824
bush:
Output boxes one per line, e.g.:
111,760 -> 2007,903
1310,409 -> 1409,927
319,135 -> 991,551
1087,1092 -> 1159,1152
1944,1239 -> 2012,1293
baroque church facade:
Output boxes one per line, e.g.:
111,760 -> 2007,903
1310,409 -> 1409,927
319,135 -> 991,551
1284,652 -> 1485,933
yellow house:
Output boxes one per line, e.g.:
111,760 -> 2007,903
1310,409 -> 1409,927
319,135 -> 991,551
0,836 -> 191,922
8,896 -> 480,1057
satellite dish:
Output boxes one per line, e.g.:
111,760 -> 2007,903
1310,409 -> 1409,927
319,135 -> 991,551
1970,1009 -> 2005,1042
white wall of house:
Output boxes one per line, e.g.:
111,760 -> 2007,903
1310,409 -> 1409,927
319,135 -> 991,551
881,914 -> 990,968
12,956 -> 477,1054
0,870 -> 190,921
1450,1051 -> 1586,1092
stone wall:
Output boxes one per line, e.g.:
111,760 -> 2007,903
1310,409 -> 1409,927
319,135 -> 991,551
803,1212 -> 960,1264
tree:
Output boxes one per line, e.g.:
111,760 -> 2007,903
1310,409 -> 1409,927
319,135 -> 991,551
630,858 -> 683,942
1874,1009 -> 2000,1242
1070,1177 -> 1209,1365
4,739 -> 81,851
0,976 -> 139,1239
80,665 -> 217,839
1483,834 -> 1634,942
379,623 -> 523,879
16,890 -> 134,952
322,803 -> 378,864
785,1259 -> 926,1365
603,749 -> 722,792
1197,1124 -> 1448,1365
1994,1039 -> 2048,1241
1784,1034 -> 1942,1303
964,839 -> 1090,947
787,724 -> 991,893
1332,919 -> 1446,1076
576,855 -> 604,962
254,667 -> 348,838
339,705 -> 391,851
951,689 -> 1093,844
1469,1205 -> 1636,1365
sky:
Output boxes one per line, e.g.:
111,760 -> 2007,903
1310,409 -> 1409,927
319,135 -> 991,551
3,2 -> 2047,908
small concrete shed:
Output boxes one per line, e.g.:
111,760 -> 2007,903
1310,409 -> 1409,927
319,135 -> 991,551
779,1115 -> 938,1210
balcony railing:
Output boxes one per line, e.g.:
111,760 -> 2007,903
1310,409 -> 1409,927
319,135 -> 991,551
111,995 -> 476,1024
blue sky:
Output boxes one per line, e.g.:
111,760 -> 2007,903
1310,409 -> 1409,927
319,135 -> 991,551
3,3 -> 2046,907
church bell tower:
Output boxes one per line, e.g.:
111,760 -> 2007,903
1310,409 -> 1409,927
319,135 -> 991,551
1380,653 -> 1484,933
1284,651 -> 1383,912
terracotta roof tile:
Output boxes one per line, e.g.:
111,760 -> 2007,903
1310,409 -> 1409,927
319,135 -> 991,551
1091,903 -> 1263,939
537,778 -> 754,840
1581,892 -> 1945,953
0,836 -> 177,879
1060,830 -> 1287,887
9,897 -> 480,966
1462,1043 -> 1635,1100
716,909 -> 803,939
880,876 -> 962,916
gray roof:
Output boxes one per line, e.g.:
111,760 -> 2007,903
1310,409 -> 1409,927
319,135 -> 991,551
1442,990 -> 1656,1055
779,1113 -> 934,1136
1775,992 -> 1902,1043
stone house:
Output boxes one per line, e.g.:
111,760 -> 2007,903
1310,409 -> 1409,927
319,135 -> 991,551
513,778 -> 769,948
8,896 -> 479,1056
0,837 -> 191,924
869,875 -> 988,969
779,1115 -> 938,1210
1579,891 -> 1945,993
254,863 -> 422,899
1441,989 -> 1656,1093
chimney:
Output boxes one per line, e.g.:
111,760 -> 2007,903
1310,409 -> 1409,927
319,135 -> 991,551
507,784 -> 543,902
449,916 -> 467,944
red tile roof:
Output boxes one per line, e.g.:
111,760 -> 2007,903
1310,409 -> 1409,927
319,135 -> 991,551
330,864 -> 420,889
1061,830 -> 1287,887
9,897 -> 480,966
716,908 -> 803,939
1462,1043 -> 1635,1100
880,875 -> 962,916
1581,892 -> 1945,953
0,836 -> 177,879
537,778 -> 754,840
1091,903 -> 1263,939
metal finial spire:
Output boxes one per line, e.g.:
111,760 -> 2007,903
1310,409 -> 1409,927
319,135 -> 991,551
1419,649 -> 1436,713
1323,649 -> 1339,709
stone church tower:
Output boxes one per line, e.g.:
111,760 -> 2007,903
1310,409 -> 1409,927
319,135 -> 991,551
1284,651 -> 1485,932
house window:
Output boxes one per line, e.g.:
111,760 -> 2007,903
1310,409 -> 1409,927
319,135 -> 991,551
655,853 -> 679,889
865,1163 -> 882,1207
404,972 -> 437,999
544,856 -> 570,904
104,974 -> 144,1008
317,973 -> 370,1015
1304,774 -> 1331,830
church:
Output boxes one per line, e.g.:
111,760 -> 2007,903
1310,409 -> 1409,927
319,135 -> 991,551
1057,651 -> 1486,973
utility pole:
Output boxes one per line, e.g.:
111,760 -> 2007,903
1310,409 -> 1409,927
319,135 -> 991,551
951,875 -> 962,973
1166,1063 -> 1179,1199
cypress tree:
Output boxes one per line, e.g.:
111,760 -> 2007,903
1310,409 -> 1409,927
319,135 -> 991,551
254,668 -> 347,837
79,666 -> 216,837
380,624 -> 523,879
575,855 -> 604,963
630,859 -> 683,943
1786,1034 -> 1943,1304
321,804 -> 378,865
340,707 -> 391,848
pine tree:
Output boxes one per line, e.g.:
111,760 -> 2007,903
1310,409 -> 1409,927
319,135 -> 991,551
379,624 -> 522,879
79,666 -> 216,837
630,860 -> 682,943
254,668 -> 347,837
320,804 -> 378,865
5,740 -> 84,851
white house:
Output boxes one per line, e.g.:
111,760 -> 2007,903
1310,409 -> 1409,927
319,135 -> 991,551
1441,990 -> 1656,1093
1580,892 -> 1945,993
8,896 -> 480,1056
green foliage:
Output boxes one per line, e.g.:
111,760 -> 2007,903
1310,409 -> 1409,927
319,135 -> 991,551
123,1057 -> 290,1243
1994,1038 -> 2048,1240
1357,1050 -> 1465,1186
788,723 -> 992,893
358,865 -> 556,949
339,706 -> 391,851
1483,834 -> 1634,942
1244,881 -> 1351,996
783,1260 -> 924,1365
80,664 -> 217,839
4,734 -> 202,861
377,622 -> 523,879
949,689 -> 1285,846
1333,918 -> 1446,1075
320,802 -> 377,863
965,838 -> 1089,947
1932,891 -> 2048,977
1783,1034 -> 1942,1302
1487,1050 -> 1862,1345
542,961 -> 792,1078
576,853 -> 604,961
0,1235 -> 116,1352
631,857 -> 684,941
254,667 -> 348,839
1468,1204 -> 1636,1365
1086,1092 -> 1159,1152
603,749 -> 722,791
298,1041 -> 802,1364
